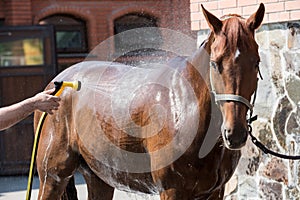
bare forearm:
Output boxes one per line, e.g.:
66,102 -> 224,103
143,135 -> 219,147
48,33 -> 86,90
0,98 -> 35,131
0,88 -> 60,131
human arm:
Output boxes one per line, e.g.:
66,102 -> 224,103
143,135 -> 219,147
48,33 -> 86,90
0,88 -> 60,131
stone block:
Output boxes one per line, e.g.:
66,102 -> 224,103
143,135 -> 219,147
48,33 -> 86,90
259,180 -> 283,200
237,139 -> 261,176
268,29 -> 286,50
260,157 -> 288,184
283,51 -> 300,77
238,176 -> 259,199
272,96 -> 293,150
287,23 -> 300,49
285,73 -> 300,104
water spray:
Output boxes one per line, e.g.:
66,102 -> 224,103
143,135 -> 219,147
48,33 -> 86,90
26,81 -> 81,200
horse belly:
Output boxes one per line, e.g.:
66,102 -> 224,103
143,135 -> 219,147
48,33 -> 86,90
78,138 -> 159,194
94,164 -> 158,194
75,103 -> 160,194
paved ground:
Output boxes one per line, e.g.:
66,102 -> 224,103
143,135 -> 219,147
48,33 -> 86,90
0,173 -> 160,200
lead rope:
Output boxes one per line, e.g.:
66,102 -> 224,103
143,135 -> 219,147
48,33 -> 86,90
247,119 -> 300,160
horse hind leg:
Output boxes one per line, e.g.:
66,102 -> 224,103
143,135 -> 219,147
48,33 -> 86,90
79,161 -> 114,200
61,176 -> 78,200
37,152 -> 79,200
36,128 -> 80,199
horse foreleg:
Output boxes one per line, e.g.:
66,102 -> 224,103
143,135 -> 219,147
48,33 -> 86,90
159,188 -> 190,200
79,162 -> 114,200
206,187 -> 224,200
151,167 -> 190,200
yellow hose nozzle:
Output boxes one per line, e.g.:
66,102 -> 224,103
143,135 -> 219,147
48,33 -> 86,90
62,81 -> 81,91
53,81 -> 81,96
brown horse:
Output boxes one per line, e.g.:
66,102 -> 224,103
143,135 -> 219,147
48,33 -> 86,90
35,4 -> 265,200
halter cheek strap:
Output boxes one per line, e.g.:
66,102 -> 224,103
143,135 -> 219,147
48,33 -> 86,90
209,61 -> 255,113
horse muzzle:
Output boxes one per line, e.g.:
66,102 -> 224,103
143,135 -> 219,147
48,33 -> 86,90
222,122 -> 248,150
211,92 -> 254,150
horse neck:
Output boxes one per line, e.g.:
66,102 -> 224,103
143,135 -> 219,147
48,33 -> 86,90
184,35 -> 223,155
188,34 -> 213,91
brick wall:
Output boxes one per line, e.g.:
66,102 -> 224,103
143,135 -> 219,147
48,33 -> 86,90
0,1 -> 5,19
0,0 -> 192,69
2,0 -> 33,25
191,0 -> 300,30
0,0 -> 192,49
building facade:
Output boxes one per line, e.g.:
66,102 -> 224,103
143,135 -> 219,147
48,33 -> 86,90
0,0 -> 193,175
0,0 -> 193,71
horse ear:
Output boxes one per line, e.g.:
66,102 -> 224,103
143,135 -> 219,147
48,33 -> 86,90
246,3 -> 265,31
201,4 -> 222,34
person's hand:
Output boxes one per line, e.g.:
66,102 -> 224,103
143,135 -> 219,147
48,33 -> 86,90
31,88 -> 61,114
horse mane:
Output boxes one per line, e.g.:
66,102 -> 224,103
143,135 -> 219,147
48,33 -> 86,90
220,14 -> 254,54
220,14 -> 244,20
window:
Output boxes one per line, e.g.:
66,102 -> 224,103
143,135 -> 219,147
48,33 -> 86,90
0,38 -> 44,66
114,13 -> 162,55
39,15 -> 87,54
0,25 -> 56,69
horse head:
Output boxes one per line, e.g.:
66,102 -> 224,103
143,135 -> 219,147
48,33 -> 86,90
202,4 -> 265,150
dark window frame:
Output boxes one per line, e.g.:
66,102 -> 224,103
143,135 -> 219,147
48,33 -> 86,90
39,15 -> 88,54
0,18 -> 5,26
0,25 -> 57,72
113,13 -> 162,56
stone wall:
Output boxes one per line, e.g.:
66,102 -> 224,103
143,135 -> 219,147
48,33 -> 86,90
228,21 -> 300,200
197,20 -> 300,200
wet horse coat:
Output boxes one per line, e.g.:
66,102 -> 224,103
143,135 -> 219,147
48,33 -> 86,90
35,4 -> 265,200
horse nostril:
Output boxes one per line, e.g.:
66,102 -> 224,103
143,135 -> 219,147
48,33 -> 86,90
224,128 -> 232,137
223,125 -> 248,149
225,128 -> 232,135
224,128 -> 233,143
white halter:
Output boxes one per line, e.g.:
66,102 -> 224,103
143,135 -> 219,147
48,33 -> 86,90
209,61 -> 256,114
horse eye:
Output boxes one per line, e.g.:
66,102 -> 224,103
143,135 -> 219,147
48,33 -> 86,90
210,61 -> 223,73
210,61 -> 218,69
